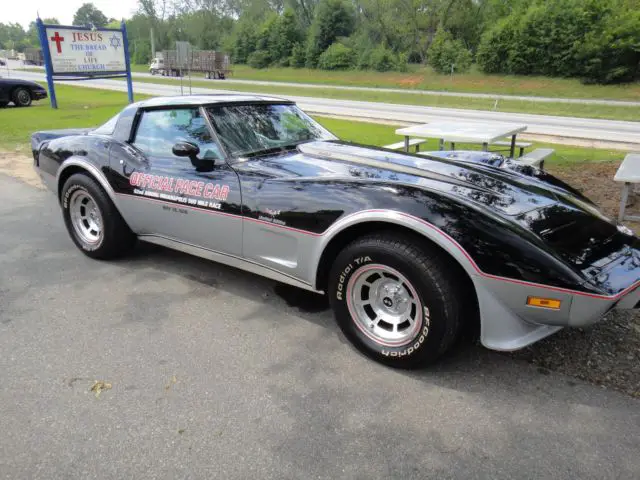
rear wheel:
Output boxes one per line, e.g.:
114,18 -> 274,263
12,87 -> 32,107
329,233 -> 464,368
61,173 -> 135,259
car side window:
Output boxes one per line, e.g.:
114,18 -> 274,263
133,108 -> 223,161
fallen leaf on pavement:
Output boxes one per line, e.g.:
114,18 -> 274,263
90,380 -> 112,398
165,375 -> 177,390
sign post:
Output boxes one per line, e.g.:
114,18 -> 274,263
36,19 -> 133,109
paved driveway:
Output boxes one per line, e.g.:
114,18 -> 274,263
1,174 -> 638,479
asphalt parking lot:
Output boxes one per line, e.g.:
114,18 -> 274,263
1,173 -> 639,480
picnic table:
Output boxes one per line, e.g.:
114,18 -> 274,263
614,153 -> 640,222
395,121 -> 528,158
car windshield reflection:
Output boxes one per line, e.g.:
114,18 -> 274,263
206,103 -> 335,157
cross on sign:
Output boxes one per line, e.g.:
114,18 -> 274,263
50,32 -> 64,53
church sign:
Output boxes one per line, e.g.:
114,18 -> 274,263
46,27 -> 126,74
36,19 -> 134,109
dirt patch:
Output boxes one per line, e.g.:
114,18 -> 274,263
548,161 -> 640,230
0,151 -> 44,189
510,161 -> 640,397
397,77 -> 423,88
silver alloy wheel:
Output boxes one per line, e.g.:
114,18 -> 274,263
347,264 -> 423,347
16,89 -> 30,105
69,189 -> 103,246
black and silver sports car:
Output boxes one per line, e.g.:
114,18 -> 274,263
31,95 -> 640,367
0,78 -> 47,107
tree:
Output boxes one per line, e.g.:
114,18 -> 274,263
305,0 -> 355,67
73,3 -> 109,28
427,27 -> 472,74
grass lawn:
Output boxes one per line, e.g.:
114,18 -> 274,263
125,75 -> 640,122
0,84 -> 149,151
0,83 -> 625,169
131,63 -> 640,102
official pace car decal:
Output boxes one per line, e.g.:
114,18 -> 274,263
129,172 -> 229,211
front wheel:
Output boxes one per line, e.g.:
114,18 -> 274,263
12,87 -> 32,107
61,173 -> 136,259
329,233 -> 464,368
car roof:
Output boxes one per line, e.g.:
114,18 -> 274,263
137,94 -> 292,108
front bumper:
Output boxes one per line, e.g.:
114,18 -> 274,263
33,90 -> 48,100
475,271 -> 640,351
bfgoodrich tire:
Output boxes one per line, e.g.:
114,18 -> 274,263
61,173 -> 135,259
329,233 -> 464,368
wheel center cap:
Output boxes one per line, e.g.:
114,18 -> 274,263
382,297 -> 393,308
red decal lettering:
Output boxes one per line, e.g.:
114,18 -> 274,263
196,182 -> 205,197
129,172 -> 140,186
188,181 -> 198,196
211,184 -> 220,200
167,177 -> 174,192
219,185 -> 230,201
203,183 -> 214,199
175,179 -> 186,194
151,176 -> 160,190
160,177 -> 170,192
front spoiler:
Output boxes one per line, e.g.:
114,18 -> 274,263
475,272 -> 640,351
614,284 -> 640,310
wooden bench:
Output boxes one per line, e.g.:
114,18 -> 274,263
614,153 -> 640,222
518,148 -> 554,168
443,139 -> 532,157
383,138 -> 426,152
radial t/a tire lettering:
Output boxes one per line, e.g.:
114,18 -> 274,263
329,233 -> 464,368
61,173 -> 136,260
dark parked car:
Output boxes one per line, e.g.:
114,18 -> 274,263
0,78 -> 47,107
31,95 -> 640,368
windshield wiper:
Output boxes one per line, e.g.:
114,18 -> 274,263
236,140 -> 311,158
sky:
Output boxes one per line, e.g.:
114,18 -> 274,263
5,0 -> 138,28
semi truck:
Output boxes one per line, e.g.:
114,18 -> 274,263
149,50 -> 231,79
24,48 -> 44,66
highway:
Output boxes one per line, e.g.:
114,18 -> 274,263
7,68 -> 640,147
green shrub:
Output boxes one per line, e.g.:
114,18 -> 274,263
476,0 -> 640,84
290,42 -> 306,68
318,43 -> 355,70
306,0 -> 355,67
247,50 -> 271,69
476,19 -> 514,74
427,28 -> 472,74
369,46 -> 396,72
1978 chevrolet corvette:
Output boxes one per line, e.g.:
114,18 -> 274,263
32,95 -> 640,367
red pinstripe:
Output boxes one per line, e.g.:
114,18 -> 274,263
115,193 -> 640,301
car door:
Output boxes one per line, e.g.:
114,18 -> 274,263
111,106 -> 243,257
0,80 -> 11,104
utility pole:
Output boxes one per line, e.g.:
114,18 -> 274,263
150,27 -> 156,60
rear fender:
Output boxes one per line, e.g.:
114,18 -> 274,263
56,157 -> 120,210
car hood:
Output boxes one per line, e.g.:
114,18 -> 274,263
294,140 -> 565,216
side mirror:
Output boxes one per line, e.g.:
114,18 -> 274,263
172,141 -> 214,172
172,141 -> 200,158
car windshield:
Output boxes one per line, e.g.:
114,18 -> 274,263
205,103 -> 335,157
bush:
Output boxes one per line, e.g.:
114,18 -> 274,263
476,0 -> 640,84
576,8 -> 640,84
290,42 -> 306,68
476,19 -> 514,74
247,50 -> 271,69
306,0 -> 355,67
427,28 -> 472,74
369,46 -> 396,72
318,43 -> 354,70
